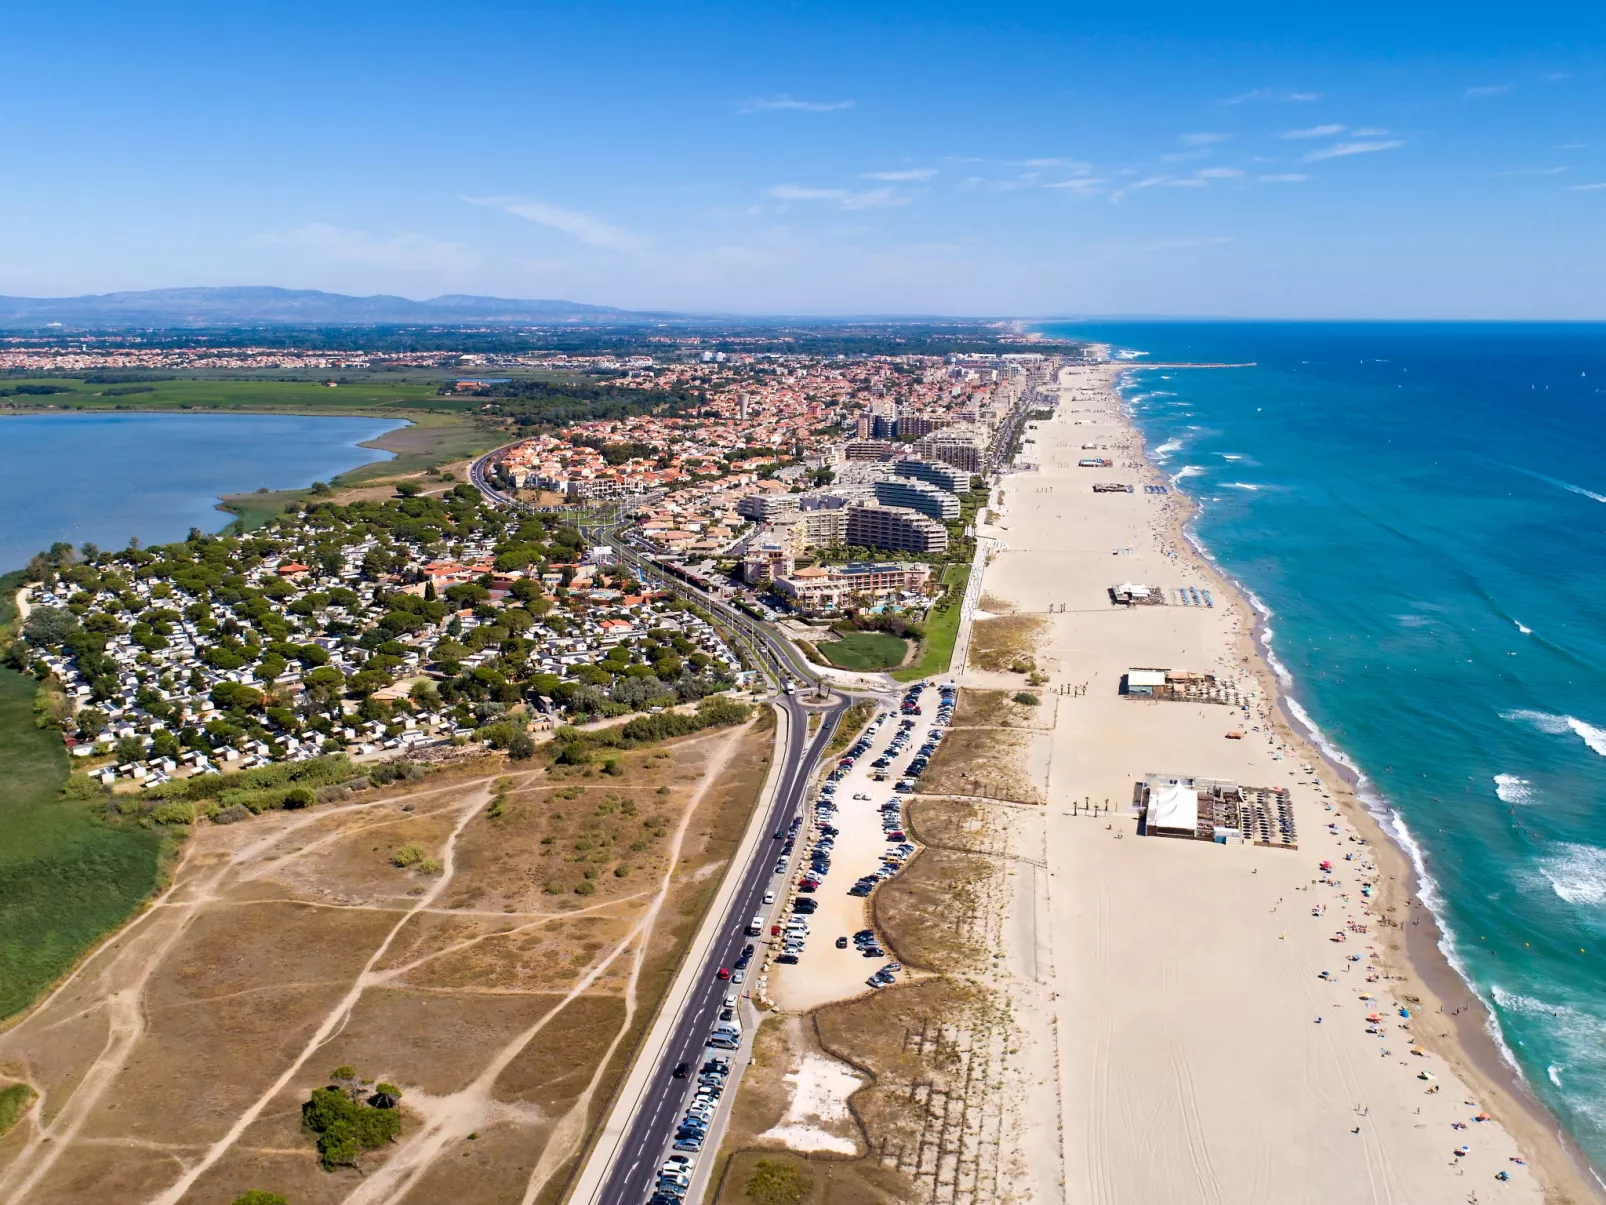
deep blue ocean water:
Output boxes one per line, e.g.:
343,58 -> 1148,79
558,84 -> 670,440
1039,321 -> 1606,1164
0,412 -> 403,572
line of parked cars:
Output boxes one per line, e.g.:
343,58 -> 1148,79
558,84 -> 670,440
648,1055 -> 732,1202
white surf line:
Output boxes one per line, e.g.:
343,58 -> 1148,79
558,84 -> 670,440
140,783 -> 491,1205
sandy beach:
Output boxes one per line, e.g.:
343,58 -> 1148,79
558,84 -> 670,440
955,361 -> 1604,1205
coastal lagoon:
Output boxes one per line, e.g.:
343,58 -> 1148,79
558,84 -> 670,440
0,411 -> 404,572
1042,321 -> 1606,1166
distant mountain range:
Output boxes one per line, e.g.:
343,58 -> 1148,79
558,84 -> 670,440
0,286 -> 662,328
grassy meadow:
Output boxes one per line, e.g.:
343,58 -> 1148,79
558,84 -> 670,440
0,376 -> 464,414
819,629 -> 908,671
0,572 -> 171,1020
893,563 -> 971,683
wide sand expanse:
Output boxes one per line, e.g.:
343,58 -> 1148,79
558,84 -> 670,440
966,363 -> 1597,1205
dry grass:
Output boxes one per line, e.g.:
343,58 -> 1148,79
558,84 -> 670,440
0,715 -> 776,1205
918,727 -> 1039,803
966,615 -> 1044,673
949,689 -> 1044,730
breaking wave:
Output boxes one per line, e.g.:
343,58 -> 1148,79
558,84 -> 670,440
1503,709 -> 1606,757
1539,844 -> 1606,906
1494,773 -> 1534,805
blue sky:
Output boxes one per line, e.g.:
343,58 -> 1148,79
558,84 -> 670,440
3,1 -> 1604,317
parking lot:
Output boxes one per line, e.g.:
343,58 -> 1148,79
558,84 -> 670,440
768,682 -> 954,1013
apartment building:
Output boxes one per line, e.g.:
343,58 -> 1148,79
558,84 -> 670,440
845,502 -> 949,555
772,562 -> 933,611
894,456 -> 969,494
873,477 -> 960,522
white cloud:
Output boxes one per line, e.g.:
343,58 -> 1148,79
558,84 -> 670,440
1571,182 -> 1606,191
1494,166 -> 1568,177
1182,132 -> 1232,146
1147,236 -> 1232,250
839,187 -> 908,211
769,185 -> 848,201
1224,89 -> 1319,105
265,223 -> 476,271
1351,127 -> 1390,136
1280,123 -> 1346,139
1164,178 -> 1209,188
768,184 -> 910,210
1196,166 -> 1243,179
1043,177 -> 1106,192
1304,139 -> 1404,162
861,168 -> 937,181
1259,173 -> 1310,182
464,197 -> 646,252
738,94 -> 855,114
1464,84 -> 1512,99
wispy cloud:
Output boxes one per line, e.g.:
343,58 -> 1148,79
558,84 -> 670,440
1571,182 -> 1606,191
1109,175 -> 1169,203
1020,157 -> 1092,170
1464,83 -> 1512,99
861,168 -> 936,181
1494,166 -> 1568,177
1224,89 -> 1319,105
768,183 -> 910,210
1259,173 -> 1310,183
738,94 -> 855,114
1303,139 -> 1404,162
1147,236 -> 1232,251
1351,127 -> 1390,137
464,196 -> 646,251
1196,166 -> 1243,179
1280,123 -> 1346,139
265,223 -> 476,271
1043,177 -> 1106,192
1182,132 -> 1232,146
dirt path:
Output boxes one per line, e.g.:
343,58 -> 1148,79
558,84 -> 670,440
141,778 -> 496,1205
331,725 -> 750,1205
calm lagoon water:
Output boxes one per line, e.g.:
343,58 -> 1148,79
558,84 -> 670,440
1038,321 -> 1606,1166
0,411 -> 403,571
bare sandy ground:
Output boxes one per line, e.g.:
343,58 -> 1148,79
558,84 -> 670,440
969,363 -> 1576,1205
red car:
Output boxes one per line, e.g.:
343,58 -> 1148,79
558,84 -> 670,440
716,967 -> 731,981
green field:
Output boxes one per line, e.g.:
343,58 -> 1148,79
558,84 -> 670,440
0,376 -> 463,414
893,563 -> 971,683
818,629 -> 909,671
0,573 -> 171,1020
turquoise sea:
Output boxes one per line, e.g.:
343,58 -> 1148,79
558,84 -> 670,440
0,412 -> 403,572
1039,321 -> 1606,1169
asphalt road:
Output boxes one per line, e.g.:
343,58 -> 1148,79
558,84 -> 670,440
598,691 -> 846,1205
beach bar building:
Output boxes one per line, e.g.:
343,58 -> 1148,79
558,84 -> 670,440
1145,780 -> 1199,838
1121,668 -> 1169,696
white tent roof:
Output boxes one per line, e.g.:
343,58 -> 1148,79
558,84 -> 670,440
1127,668 -> 1168,688
1149,782 -> 1199,833
1115,582 -> 1150,596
